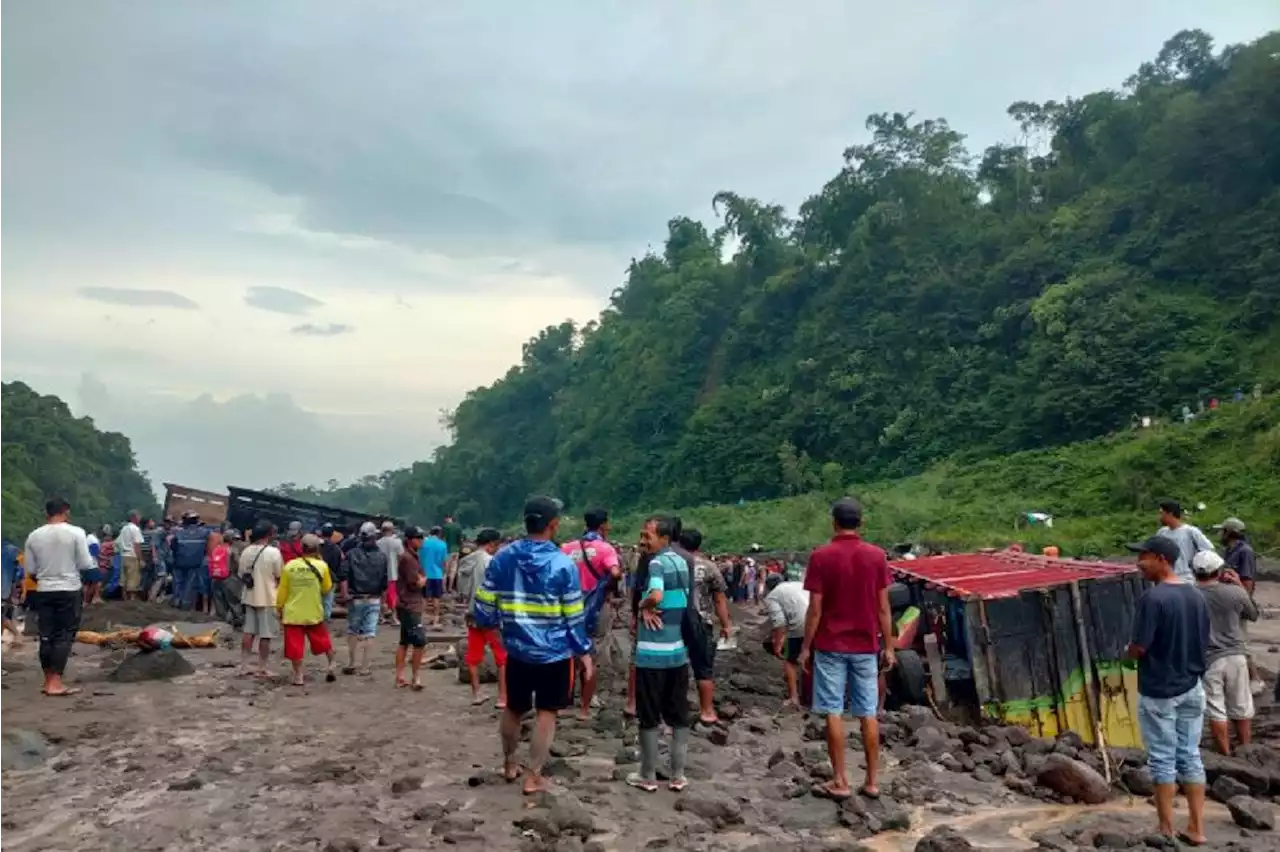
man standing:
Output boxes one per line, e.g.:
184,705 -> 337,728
239,521 -> 283,677
473,496 -> 591,796
798,497 -> 894,800
342,522 -> 388,676
277,533 -> 337,686
2,538 -> 25,644
1126,535 -> 1209,845
23,498 -> 95,696
319,523 -> 344,622
460,529 -> 507,707
628,515 -> 693,792
278,521 -> 305,565
442,515 -> 464,594
377,521 -> 405,626
561,507 -> 622,719
395,526 -> 429,690
764,573 -> 810,708
679,527 -> 731,726
1155,501 -> 1214,584
116,511 -> 145,601
169,512 -> 211,611
1192,550 -> 1258,754
1214,517 -> 1261,694
422,527 -> 448,628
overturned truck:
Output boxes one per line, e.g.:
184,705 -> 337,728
887,552 -> 1145,748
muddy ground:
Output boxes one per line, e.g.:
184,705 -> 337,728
3,592 -> 1280,851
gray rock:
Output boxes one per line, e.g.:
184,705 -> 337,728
707,727 -> 731,747
549,800 -> 598,837
673,792 -> 743,829
999,726 -> 1033,748
413,800 -> 459,822
1201,750 -> 1272,794
432,814 -> 482,836
1227,796 -> 1275,831
767,747 -> 788,768
1,729 -> 51,771
911,727 -> 949,757
542,757 -> 581,781
1212,775 -> 1252,803
110,648 -> 195,682
1021,737 -> 1054,756
614,746 -> 640,765
168,774 -> 205,791
1091,830 -> 1135,848
972,767 -> 996,784
391,775 -> 424,795
324,840 -> 362,852
1036,754 -> 1110,805
1121,766 -> 1154,797
914,825 -> 974,852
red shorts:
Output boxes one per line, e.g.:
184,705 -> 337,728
386,582 -> 398,609
283,623 -> 333,661
465,625 -> 508,668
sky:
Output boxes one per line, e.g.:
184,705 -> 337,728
3,2 -> 1277,496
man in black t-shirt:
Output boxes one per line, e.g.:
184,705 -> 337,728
1126,535 -> 1209,845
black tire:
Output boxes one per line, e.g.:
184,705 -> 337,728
889,648 -> 928,706
887,582 -> 912,614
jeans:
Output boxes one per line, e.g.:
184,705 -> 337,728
347,599 -> 380,637
1138,683 -> 1206,785
811,650 -> 879,717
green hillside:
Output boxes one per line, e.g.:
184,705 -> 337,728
1,382 -> 161,539
593,394 -> 1280,557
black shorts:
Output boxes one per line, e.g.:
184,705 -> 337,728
761,636 -> 804,663
397,609 -> 427,648
636,665 -> 690,730
688,619 -> 716,681
506,656 -> 574,715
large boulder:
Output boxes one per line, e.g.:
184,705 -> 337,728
1200,750 -> 1273,794
1227,795 -> 1275,831
1035,754 -> 1111,804
915,825 -> 974,852
110,648 -> 195,682
673,792 -> 744,829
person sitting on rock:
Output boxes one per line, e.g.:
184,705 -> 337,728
1192,550 -> 1258,754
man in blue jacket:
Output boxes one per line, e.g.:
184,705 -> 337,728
473,495 -> 592,795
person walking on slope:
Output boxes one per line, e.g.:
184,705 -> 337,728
23,498 -> 95,697
628,514 -> 694,792
395,526 -> 430,690
561,507 -> 622,719
277,534 -> 337,686
1127,535 -> 1209,845
1192,550 -> 1258,754
460,528 -> 508,708
798,497 -> 895,801
472,496 -> 592,796
342,522 -> 388,676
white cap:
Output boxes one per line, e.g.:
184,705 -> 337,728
1192,550 -> 1225,576
360,521 -> 378,536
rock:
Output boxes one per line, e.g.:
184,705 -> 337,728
810,760 -> 835,781
914,825 -> 974,852
515,812 -> 558,839
110,648 -> 195,682
911,727 -> 949,757
1227,796 -> 1275,831
1141,833 -> 1176,849
1121,766 -> 1154,797
999,750 -> 1022,777
1036,754 -> 1110,805
1,728 -> 51,771
614,746 -> 640,765
433,814 -> 482,836
413,801 -> 459,822
804,717 -> 826,741
939,754 -> 963,773
553,838 -> 585,852
1005,777 -> 1035,796
1212,775 -> 1252,803
543,757 -> 581,781
168,774 -> 205,791
592,710 -> 626,738
391,775 -> 424,795
718,703 -> 740,721
673,792 -> 743,829
901,706 -> 939,733
549,799 -> 598,837
1021,737 -> 1054,756
1091,830 -> 1135,848
455,637 -> 498,684
1201,750 -> 1272,794
768,747 -> 788,768
707,728 -> 731,747
324,840 -> 362,852
998,726 -> 1033,748
1234,744 -> 1280,771
972,767 -> 996,784
466,770 -> 502,787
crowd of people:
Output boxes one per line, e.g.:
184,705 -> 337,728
3,489 -> 1271,843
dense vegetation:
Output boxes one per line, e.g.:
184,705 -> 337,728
1,382 -> 161,539
287,30 -> 1280,537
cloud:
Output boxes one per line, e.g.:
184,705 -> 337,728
78,286 -> 199,309
290,322 -> 353,337
243,285 -> 324,315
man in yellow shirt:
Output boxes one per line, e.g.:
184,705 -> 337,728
277,534 -> 337,686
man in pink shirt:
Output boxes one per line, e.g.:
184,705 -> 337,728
562,507 -> 622,719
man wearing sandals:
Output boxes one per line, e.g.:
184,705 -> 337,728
341,522 -> 388,676
460,528 -> 508,708
23,497 -> 95,697
629,514 -> 694,793
395,526 -> 430,690
277,534 -> 338,686
472,496 -> 592,796
797,497 -> 894,801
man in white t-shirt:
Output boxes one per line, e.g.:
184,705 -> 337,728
764,574 -> 811,708
115,511 -> 145,600
239,520 -> 284,676
23,497 -> 95,696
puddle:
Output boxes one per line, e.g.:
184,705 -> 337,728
861,800 -> 1152,851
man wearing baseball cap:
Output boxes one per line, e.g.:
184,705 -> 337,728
472,495 -> 591,795
1192,550 -> 1258,754
1213,517 -> 1262,695
1126,535 -> 1209,845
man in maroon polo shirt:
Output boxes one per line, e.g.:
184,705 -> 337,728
798,497 -> 894,800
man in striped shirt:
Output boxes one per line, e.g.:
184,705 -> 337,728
472,496 -> 591,796
628,514 -> 693,793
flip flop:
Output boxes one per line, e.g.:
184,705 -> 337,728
471,695 -> 486,705
42,687 -> 81,697
503,764 -> 524,782
814,781 -> 853,801
859,786 -> 881,800
325,672 -> 337,683
395,680 -> 410,689
411,683 -> 424,692
495,701 -> 507,709
1176,833 -> 1206,848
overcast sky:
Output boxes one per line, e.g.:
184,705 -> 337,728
3,2 -> 1276,496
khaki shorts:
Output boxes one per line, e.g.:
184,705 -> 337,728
1204,654 -> 1254,721
244,605 -> 281,640
121,555 -> 142,592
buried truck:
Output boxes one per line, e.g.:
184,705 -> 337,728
883,551 -> 1146,748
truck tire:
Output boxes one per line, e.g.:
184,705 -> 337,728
889,648 -> 928,706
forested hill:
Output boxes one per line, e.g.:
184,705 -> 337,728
296,30 -> 1280,526
1,382 -> 161,538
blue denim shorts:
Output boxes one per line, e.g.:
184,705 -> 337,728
323,591 -> 335,621
812,650 -> 879,717
1138,683 -> 1206,785
347,599 -> 380,637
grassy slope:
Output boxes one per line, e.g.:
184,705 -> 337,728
593,395 -> 1280,557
